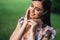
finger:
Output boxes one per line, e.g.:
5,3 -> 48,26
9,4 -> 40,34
25,8 -> 30,21
28,20 -> 37,26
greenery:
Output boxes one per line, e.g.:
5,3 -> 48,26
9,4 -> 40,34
51,0 -> 60,13
0,0 -> 60,40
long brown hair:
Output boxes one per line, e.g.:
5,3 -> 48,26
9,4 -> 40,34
32,0 -> 51,26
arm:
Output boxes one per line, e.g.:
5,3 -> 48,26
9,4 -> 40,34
10,7 -> 32,40
10,21 -> 27,40
10,23 -> 21,40
29,31 -> 35,40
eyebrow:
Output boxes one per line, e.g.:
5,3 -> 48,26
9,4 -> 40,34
35,7 -> 40,9
35,7 -> 43,10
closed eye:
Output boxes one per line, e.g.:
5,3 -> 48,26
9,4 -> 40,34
35,7 -> 43,12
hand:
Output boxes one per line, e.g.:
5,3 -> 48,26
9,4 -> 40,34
27,20 -> 37,31
24,7 -> 30,21
28,20 -> 37,27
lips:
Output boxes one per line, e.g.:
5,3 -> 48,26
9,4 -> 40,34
31,13 -> 35,16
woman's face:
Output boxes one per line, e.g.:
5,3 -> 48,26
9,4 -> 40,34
29,1 -> 44,19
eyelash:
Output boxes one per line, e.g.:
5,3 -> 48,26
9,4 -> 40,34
35,8 -> 40,11
36,9 -> 40,11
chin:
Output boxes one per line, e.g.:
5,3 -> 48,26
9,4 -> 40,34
30,16 -> 39,19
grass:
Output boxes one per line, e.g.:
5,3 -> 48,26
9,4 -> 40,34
0,0 -> 60,40
51,13 -> 60,40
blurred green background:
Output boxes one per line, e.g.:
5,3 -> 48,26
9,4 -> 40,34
0,0 -> 60,40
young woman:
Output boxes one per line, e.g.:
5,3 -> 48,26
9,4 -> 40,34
10,0 -> 56,40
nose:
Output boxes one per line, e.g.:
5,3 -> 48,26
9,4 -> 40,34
31,8 -> 35,15
32,8 -> 35,13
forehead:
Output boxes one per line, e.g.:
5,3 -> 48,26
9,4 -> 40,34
32,1 -> 43,9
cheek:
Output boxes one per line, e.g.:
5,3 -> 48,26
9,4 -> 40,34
35,12 -> 42,17
35,11 -> 40,15
36,11 -> 43,15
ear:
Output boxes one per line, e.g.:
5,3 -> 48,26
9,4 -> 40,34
42,11 -> 47,15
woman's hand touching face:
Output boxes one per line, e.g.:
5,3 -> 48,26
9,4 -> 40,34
29,1 -> 43,19
25,7 -> 30,21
